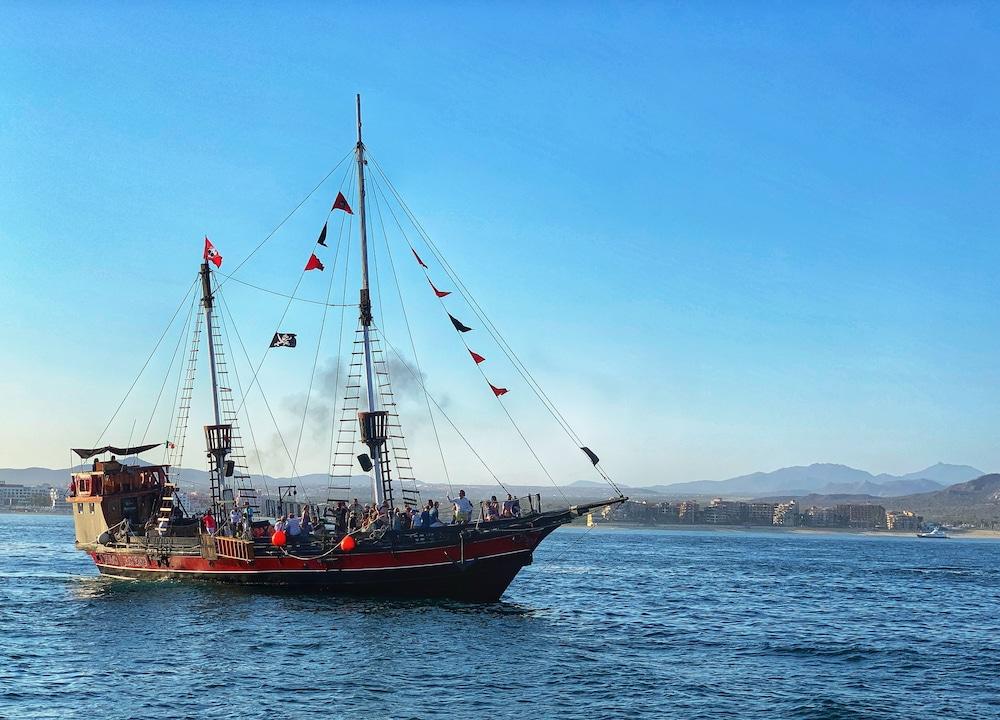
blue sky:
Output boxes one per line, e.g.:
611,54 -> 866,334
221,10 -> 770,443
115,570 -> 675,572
1,2 -> 998,486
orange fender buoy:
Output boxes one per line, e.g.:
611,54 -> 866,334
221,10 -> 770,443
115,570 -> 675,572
340,534 -> 356,552
271,530 -> 287,546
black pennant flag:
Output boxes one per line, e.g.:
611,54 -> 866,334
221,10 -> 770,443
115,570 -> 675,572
581,446 -> 600,466
316,222 -> 328,247
270,332 -> 297,348
449,314 -> 472,333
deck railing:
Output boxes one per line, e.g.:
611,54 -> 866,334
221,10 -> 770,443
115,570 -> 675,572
214,535 -> 255,562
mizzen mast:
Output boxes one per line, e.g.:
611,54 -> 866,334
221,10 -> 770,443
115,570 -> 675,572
355,94 -> 391,508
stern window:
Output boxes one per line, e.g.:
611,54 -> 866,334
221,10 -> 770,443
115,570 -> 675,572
77,503 -> 83,514
88,503 -> 95,514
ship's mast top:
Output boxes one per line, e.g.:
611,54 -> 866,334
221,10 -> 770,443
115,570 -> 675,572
357,94 -> 372,326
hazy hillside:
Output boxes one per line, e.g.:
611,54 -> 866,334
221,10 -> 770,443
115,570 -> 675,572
658,463 -> 982,498
753,474 -> 1000,524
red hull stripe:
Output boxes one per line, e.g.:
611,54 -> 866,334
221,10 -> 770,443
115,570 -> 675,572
94,548 -> 532,575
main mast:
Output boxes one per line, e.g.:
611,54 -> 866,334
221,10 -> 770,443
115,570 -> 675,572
355,94 -> 390,507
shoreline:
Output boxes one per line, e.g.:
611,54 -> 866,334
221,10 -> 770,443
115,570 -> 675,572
580,521 -> 1000,539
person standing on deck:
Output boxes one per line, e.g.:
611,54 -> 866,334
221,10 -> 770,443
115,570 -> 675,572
230,505 -> 242,536
334,501 -> 348,534
449,490 -> 474,524
202,510 -> 217,535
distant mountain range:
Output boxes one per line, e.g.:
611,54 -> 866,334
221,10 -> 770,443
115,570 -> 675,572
566,462 -> 986,498
649,462 -> 984,497
1,461 -> 989,503
753,473 -> 1000,523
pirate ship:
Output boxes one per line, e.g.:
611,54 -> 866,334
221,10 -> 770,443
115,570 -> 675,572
68,97 -> 625,601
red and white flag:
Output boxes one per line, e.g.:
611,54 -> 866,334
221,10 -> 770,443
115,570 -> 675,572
332,192 -> 353,214
305,253 -> 325,271
203,236 -> 222,268
470,350 -> 486,365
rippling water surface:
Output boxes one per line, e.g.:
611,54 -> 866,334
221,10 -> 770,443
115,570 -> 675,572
2,514 -> 999,719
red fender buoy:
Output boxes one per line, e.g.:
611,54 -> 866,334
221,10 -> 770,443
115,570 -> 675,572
340,534 -> 356,552
271,530 -> 287,546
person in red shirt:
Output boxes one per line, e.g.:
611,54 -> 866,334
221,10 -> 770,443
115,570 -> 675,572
202,510 -> 217,535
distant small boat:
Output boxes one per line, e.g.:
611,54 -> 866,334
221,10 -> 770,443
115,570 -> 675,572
917,527 -> 950,539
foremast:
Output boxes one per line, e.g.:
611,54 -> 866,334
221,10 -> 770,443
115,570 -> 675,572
200,261 -> 230,517
355,94 -> 392,508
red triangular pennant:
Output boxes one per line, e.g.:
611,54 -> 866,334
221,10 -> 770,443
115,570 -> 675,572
470,350 -> 485,364
429,279 -> 451,298
489,382 -> 508,397
412,248 -> 429,269
203,236 -> 223,268
305,253 -> 325,271
332,192 -> 353,214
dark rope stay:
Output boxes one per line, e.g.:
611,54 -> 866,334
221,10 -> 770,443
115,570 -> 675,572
292,169 -> 355,472
214,148 -> 354,294
369,178 -> 453,494
367,171 -> 566,502
140,290 -> 198,446
160,296 -> 202,467
325,199 -> 354,490
229,158 -> 357,425
91,275 -> 200,449
215,286 -> 302,488
215,292 -> 272,502
375,328 -> 510,495
368,153 -> 623,497
213,272 -> 358,308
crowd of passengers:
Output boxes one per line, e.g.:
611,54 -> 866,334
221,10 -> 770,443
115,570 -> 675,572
200,490 -> 523,542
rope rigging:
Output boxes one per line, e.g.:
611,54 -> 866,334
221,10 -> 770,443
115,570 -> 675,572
140,289 -> 199,447
292,169 -> 356,472
366,169 -> 568,502
91,275 -> 200,450
215,291 -> 272,503
369,177 -> 453,494
367,152 -> 623,498
214,284 -> 302,488
214,149 -> 354,294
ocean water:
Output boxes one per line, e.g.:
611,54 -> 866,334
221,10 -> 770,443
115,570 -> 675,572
1,515 -> 999,720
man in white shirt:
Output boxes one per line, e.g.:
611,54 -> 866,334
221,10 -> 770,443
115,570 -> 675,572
448,489 -> 474,524
286,513 -> 302,543
230,506 -> 243,536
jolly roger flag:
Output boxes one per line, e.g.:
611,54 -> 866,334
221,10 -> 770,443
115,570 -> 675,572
270,332 -> 297,348
332,192 -> 353,214
316,221 -> 328,247
449,313 -> 472,333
